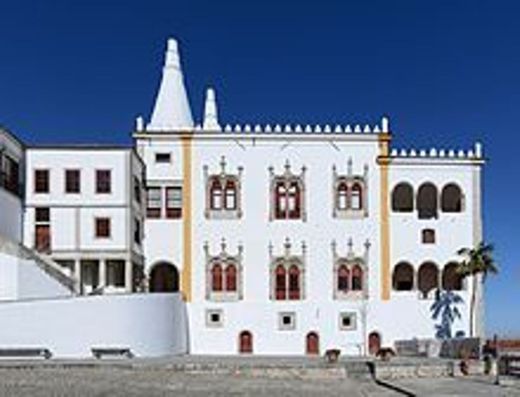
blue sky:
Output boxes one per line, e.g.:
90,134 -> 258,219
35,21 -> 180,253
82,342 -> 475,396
1,1 -> 518,336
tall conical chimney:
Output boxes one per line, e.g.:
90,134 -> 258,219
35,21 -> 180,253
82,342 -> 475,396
203,87 -> 220,131
147,38 -> 194,131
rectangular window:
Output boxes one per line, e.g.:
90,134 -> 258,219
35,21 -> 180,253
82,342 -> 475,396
146,187 -> 162,218
35,207 -> 50,223
155,153 -> 171,164
166,186 -> 182,219
205,309 -> 224,328
3,155 -> 19,195
34,225 -> 51,253
133,176 -> 141,204
95,217 -> 111,238
106,260 -> 125,287
95,170 -> 111,194
34,169 -> 49,193
65,169 -> 81,193
134,218 -> 141,245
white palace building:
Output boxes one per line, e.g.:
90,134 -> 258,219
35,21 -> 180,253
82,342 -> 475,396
0,38 -> 485,358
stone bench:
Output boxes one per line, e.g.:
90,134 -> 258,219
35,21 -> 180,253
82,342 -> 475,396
0,347 -> 52,359
91,347 -> 134,359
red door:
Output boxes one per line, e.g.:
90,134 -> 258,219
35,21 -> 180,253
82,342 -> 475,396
239,331 -> 253,354
368,332 -> 381,356
306,332 -> 319,355
35,225 -> 51,253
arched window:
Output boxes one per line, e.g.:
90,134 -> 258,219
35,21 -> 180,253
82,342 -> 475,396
441,183 -> 463,213
149,262 -> 179,293
351,264 -> 363,291
417,183 -> 438,219
287,181 -> 301,219
337,182 -> 348,210
392,262 -> 414,291
442,262 -> 463,291
225,263 -> 237,292
306,332 -> 320,355
239,331 -> 253,354
275,265 -> 287,300
350,183 -> 363,210
337,264 -> 349,292
288,265 -> 301,300
209,178 -> 223,210
275,182 -> 288,219
224,180 -> 237,210
392,183 -> 414,212
211,263 -> 223,292
273,177 -> 304,220
418,262 -> 439,298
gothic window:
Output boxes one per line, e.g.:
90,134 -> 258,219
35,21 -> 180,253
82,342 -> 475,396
332,161 -> 368,218
204,157 -> 243,219
270,161 -> 306,221
441,183 -> 463,213
205,240 -> 243,301
270,239 -> 306,300
332,239 -> 369,300
337,264 -> 350,293
351,265 -> 363,291
392,183 -> 414,212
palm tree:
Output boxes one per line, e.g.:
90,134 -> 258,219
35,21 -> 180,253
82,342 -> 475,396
456,242 -> 498,337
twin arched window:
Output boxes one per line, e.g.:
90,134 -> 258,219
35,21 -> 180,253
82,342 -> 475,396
210,261 -> 238,292
336,181 -> 364,211
335,261 -> 364,296
209,177 -> 238,211
274,179 -> 303,219
274,260 -> 303,300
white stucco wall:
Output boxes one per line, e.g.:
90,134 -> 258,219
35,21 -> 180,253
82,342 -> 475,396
0,293 -> 187,358
0,189 -> 22,242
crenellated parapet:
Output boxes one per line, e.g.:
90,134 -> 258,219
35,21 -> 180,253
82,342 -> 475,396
388,142 -> 484,161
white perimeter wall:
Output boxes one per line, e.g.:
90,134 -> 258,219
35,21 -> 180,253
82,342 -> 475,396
0,293 -> 188,358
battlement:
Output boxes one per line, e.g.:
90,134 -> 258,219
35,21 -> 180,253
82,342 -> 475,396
388,142 -> 484,161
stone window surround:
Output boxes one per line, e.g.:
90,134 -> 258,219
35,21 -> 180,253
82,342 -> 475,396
269,238 -> 306,300
332,159 -> 369,219
339,312 -> 357,331
204,156 -> 243,220
205,308 -> 224,328
269,160 -> 307,222
332,238 -> 370,300
204,239 -> 244,302
278,311 -> 297,331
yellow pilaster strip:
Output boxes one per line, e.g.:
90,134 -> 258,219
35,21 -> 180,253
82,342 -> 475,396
378,134 -> 391,301
181,134 -> 193,302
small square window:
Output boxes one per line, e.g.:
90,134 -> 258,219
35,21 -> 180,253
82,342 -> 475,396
35,207 -> 50,223
155,153 -> 171,164
422,229 -> 436,244
339,312 -> 357,331
205,309 -> 223,328
278,312 -> 296,331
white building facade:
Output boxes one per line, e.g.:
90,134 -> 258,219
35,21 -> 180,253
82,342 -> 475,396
0,38 -> 485,357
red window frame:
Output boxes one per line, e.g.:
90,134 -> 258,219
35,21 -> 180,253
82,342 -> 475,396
34,169 -> 49,193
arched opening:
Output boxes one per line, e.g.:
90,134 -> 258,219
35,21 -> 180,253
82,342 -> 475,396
239,330 -> 253,354
275,264 -> 287,300
392,183 -> 414,212
149,262 -> 179,293
337,264 -> 350,293
441,183 -> 463,213
224,180 -> 237,210
442,262 -> 463,291
351,183 -> 363,210
336,181 -> 348,210
393,262 -> 414,291
287,181 -> 301,219
368,331 -> 381,356
288,265 -> 301,300
306,332 -> 320,355
418,262 -> 439,298
417,183 -> 438,219
209,178 -> 223,210
351,264 -> 363,291
211,263 -> 223,292
225,263 -> 237,292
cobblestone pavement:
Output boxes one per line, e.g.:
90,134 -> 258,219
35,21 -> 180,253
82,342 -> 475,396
0,367 -> 517,397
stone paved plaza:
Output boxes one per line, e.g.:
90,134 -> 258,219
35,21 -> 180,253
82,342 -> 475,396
0,360 -> 517,397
